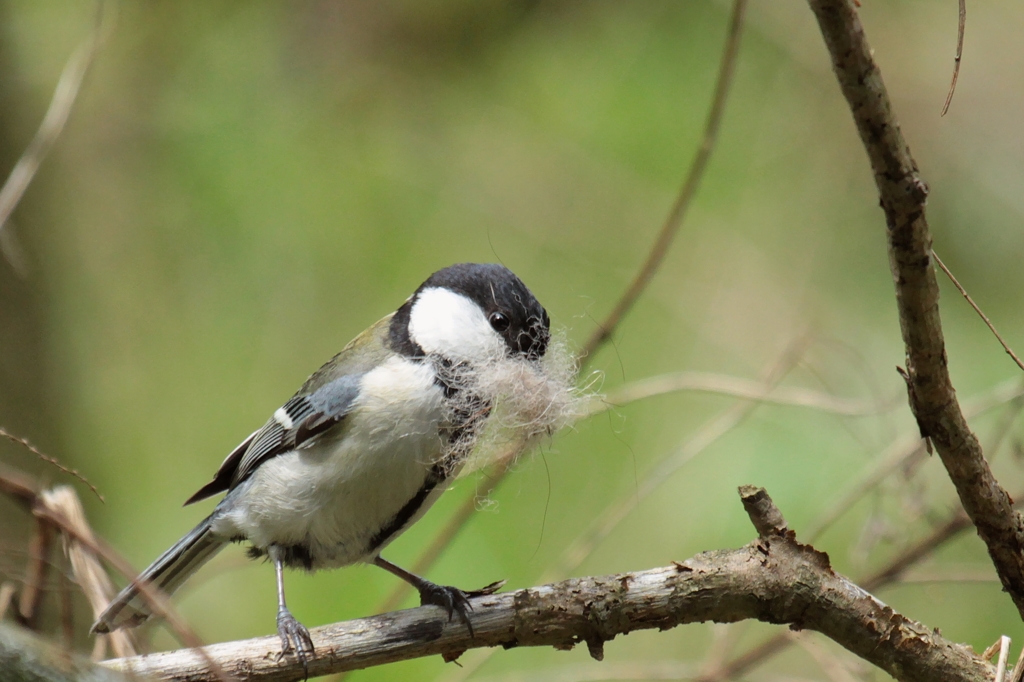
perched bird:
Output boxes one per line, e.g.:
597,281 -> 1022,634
92,263 -> 576,663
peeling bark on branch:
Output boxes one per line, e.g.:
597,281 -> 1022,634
103,488 -> 991,682
808,0 -> 1024,620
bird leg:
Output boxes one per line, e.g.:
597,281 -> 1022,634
373,555 -> 503,637
270,545 -> 314,670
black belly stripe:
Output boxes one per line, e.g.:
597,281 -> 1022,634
366,357 -> 487,555
367,462 -> 448,553
247,544 -> 315,571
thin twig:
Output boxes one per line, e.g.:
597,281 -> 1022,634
804,435 -> 927,543
0,582 -> 16,620
59,551 -> 75,652
0,465 -> 226,679
0,426 -> 104,502
860,511 -> 973,592
374,0 -> 750,621
401,364 -> 863,619
896,571 -> 995,584
40,486 -> 137,658
395,358 -> 855,619
805,373 -> 1024,543
1009,641 -> 1024,682
790,631 -> 862,682
996,636 -> 1011,682
932,250 -> 1024,372
986,395 -> 1024,466
699,624 -> 736,680
552,341 -> 807,580
32,505 -> 233,682
470,660 -> 699,682
593,370 -> 882,417
0,2 -> 108,271
582,0 -> 747,358
940,0 -> 966,117
444,341 -> 808,682
16,515 -> 54,630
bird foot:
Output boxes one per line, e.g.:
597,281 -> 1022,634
276,607 -> 314,673
417,579 -> 505,637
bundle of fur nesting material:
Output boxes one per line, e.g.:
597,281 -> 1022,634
439,332 -> 592,476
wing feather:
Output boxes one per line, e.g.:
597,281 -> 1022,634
184,374 -> 364,505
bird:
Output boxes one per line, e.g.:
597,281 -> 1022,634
91,262 -> 566,664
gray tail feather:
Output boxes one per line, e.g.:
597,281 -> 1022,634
91,514 -> 227,633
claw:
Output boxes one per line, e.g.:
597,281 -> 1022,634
417,579 -> 505,637
372,556 -> 504,639
277,607 -> 314,676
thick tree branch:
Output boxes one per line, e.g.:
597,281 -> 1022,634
808,0 -> 1024,620
103,487 -> 991,682
698,499 -> 988,682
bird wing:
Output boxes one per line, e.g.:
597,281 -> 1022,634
184,315 -> 396,506
182,429 -> 258,505
183,375 -> 363,505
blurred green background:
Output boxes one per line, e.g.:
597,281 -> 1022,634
2,1 -> 1024,680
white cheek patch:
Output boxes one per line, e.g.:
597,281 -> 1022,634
409,287 -> 506,361
409,286 -> 593,481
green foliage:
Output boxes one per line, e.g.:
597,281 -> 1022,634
3,1 -> 1024,680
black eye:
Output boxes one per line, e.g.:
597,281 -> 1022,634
488,311 -> 511,333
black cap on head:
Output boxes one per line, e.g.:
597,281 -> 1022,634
390,263 -> 550,360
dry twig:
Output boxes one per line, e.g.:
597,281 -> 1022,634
932,250 -> 1024,373
439,341 -> 809,682
808,0 -> 1024,621
582,0 -> 747,358
0,582 -> 17,620
789,631 -> 862,682
595,370 -> 881,417
0,2 -> 108,272
1009,643 -> 1024,682
16,515 -> 54,630
0,426 -> 103,501
995,636 -> 1012,682
551,341 -> 805,581
376,0 -> 750,617
0,464 -> 231,679
940,0 -> 966,116
803,376 -> 1024,543
39,486 -> 137,659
